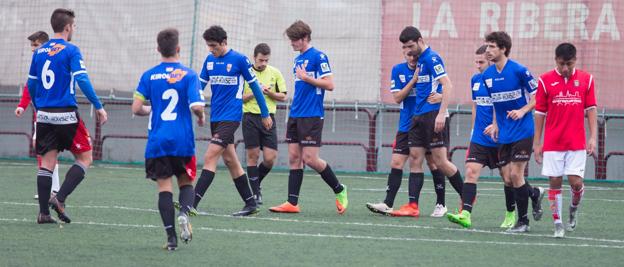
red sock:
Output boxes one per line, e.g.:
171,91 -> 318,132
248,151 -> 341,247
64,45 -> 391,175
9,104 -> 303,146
571,185 -> 584,208
548,189 -> 562,223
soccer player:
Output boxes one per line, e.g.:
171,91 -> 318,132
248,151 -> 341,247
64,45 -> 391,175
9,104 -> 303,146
242,43 -> 287,205
365,50 -> 449,217
132,28 -> 205,251
481,31 -> 544,232
14,31 -> 60,199
192,26 -> 273,216
269,20 -> 348,214
388,26 -> 463,217
27,9 -> 108,224
533,43 -> 597,238
447,45 -> 525,228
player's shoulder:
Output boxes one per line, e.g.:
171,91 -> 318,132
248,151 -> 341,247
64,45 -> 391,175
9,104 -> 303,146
308,47 -> 328,60
539,69 -> 558,80
392,62 -> 407,72
471,73 -> 483,83
508,59 -> 529,73
575,69 -> 593,80
266,65 -> 282,76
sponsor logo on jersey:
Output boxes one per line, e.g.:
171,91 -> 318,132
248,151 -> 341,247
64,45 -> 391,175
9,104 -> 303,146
47,43 -> 66,56
491,89 -> 522,102
79,60 -> 86,70
474,96 -> 493,106
210,75 -> 238,85
417,75 -> 430,83
167,69 -> 188,84
552,91 -> 582,106
36,111 -> 78,125
433,64 -> 444,75
390,79 -> 396,88
551,82 -> 560,86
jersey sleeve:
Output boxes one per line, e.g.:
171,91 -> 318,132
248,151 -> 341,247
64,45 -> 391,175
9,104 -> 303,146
187,71 -> 205,108
428,56 -> 447,81
585,75 -> 597,110
240,56 -> 257,83
390,66 -> 401,93
274,68 -> 287,93
519,66 -> 538,95
69,46 -> 87,75
199,57 -> 210,89
134,73 -> 150,101
317,52 -> 332,78
28,52 -> 38,81
18,84 -> 32,109
470,76 -> 478,101
481,74 -> 492,97
535,77 -> 548,115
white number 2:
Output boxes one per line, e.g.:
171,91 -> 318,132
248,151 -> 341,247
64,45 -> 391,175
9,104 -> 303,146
42,60 -> 55,90
161,89 -> 178,121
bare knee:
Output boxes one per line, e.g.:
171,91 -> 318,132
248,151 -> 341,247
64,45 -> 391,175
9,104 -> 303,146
75,152 -> 93,168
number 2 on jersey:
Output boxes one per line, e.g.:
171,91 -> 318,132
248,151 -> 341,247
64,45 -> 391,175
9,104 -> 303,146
161,89 -> 178,121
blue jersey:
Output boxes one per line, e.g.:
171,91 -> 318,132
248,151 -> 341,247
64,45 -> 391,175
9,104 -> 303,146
135,62 -> 204,158
290,47 -> 332,118
482,59 -> 538,144
28,39 -> 90,109
413,47 -> 445,115
390,62 -> 417,133
470,73 -> 497,147
199,49 -> 256,122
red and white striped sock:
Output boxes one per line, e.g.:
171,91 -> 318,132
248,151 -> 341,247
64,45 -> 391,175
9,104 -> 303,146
571,185 -> 585,208
548,188 -> 563,224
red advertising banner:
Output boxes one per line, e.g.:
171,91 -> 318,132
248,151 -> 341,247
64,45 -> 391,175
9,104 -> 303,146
381,0 -> 623,109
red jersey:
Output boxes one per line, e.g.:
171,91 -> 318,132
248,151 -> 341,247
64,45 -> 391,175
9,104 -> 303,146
535,69 -> 596,151
17,84 -> 32,109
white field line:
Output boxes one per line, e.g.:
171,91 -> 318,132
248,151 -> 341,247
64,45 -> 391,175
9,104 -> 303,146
352,188 -> 624,203
2,201 -> 623,244
1,217 -> 623,249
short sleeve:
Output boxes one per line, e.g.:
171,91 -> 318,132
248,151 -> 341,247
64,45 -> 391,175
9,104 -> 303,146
535,78 -> 548,114
70,46 -> 87,75
274,68 -> 287,93
28,53 -> 38,80
585,75 -> 597,109
135,73 -> 150,101
187,72 -> 205,107
240,56 -> 257,83
428,55 -> 447,81
481,74 -> 492,97
317,52 -> 332,78
390,66 -> 401,93
199,57 -> 210,87
470,76 -> 478,101
519,66 -> 538,94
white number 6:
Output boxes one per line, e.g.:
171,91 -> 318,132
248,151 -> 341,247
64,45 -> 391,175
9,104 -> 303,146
42,60 -> 55,90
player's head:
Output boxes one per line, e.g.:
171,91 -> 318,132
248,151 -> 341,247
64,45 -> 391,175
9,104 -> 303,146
203,25 -> 228,56
555,42 -> 577,78
50,8 -> 75,41
404,50 -> 418,69
474,44 -> 489,73
253,43 -> 271,71
399,26 -> 425,58
484,31 -> 511,62
157,28 -> 180,59
285,20 -> 311,52
27,31 -> 49,52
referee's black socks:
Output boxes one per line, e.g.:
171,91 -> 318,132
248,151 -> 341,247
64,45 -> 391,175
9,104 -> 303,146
193,169 -> 215,208
247,166 -> 260,196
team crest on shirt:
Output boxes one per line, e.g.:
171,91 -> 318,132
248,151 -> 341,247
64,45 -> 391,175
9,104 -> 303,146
399,75 -> 406,83
226,64 -> 232,72
167,69 -> 188,84
574,80 -> 580,87
303,60 -> 309,68
485,78 -> 493,88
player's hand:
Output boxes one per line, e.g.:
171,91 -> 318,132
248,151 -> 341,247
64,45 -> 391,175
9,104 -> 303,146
427,92 -> 442,104
506,109 -> 526,120
197,114 -> 206,127
261,116 -> 273,130
262,85 -> 272,95
410,67 -> 420,82
434,113 -> 445,133
96,108 -> 108,125
242,93 -> 254,102
295,65 -> 309,82
533,143 -> 543,164
14,107 -> 24,117
483,123 -> 498,142
587,137 -> 596,156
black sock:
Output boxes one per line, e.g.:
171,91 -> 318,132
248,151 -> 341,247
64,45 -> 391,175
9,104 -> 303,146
462,183 -> 477,213
178,184 -> 194,215
258,163 -> 272,183
319,164 -> 343,194
504,185 -> 516,212
37,168 -> 53,215
408,173 -> 424,204
287,169 -> 304,205
56,163 -> 86,202
158,191 -> 176,237
234,174 -> 255,206
525,180 -> 540,202
515,184 -> 530,224
431,169 -> 446,206
447,170 -> 463,197
193,169 -> 215,208
384,168 -> 403,208
247,166 -> 260,196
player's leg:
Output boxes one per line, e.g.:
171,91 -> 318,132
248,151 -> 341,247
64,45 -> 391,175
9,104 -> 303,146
255,147 -> 277,204
447,161 -> 481,228
508,160 -> 531,232
157,177 -> 177,250
175,157 -> 196,244
270,118 -> 302,213
499,164 -> 517,228
257,114 -> 279,186
302,146 -> 348,214
36,149 -> 58,224
194,143 -> 225,209
246,147 -> 261,201
430,147 -> 463,196
222,144 -> 258,216
425,155 -> 448,217
51,163 -> 60,194
390,146 -> 425,217
565,150 -> 587,232
366,152 -> 407,215
242,113 -> 263,201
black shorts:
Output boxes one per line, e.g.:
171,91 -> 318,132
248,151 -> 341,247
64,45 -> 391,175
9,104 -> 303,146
210,121 -> 240,147
392,131 -> 409,155
466,142 -> 502,169
145,156 -> 196,181
242,113 -> 278,150
285,117 -> 323,147
35,108 -> 92,155
408,110 -> 448,149
499,137 -> 533,165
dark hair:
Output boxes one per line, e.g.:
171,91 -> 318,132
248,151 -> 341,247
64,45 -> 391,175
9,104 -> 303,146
50,8 -> 75,33
475,44 -> 488,55
157,28 -> 179,58
253,43 -> 271,57
285,20 -> 312,41
555,42 -> 576,61
484,31 -> 512,57
27,31 -> 49,43
399,26 -> 422,43
202,25 -> 227,43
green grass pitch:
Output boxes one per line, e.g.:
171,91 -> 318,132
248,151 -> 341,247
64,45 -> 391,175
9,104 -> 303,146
1,160 -> 623,266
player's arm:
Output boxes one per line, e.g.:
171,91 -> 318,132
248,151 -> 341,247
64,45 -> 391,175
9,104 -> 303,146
266,71 -> 287,102
533,78 -> 548,164
188,73 -> 206,126
27,53 -> 38,109
470,101 -> 476,134
482,76 -> 498,142
392,72 -> 418,104
71,49 -> 107,124
132,92 -> 151,116
242,82 -> 254,102
434,75 -> 452,133
296,65 -> 334,91
585,76 -> 598,156
15,84 -> 32,117
508,69 -> 538,120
